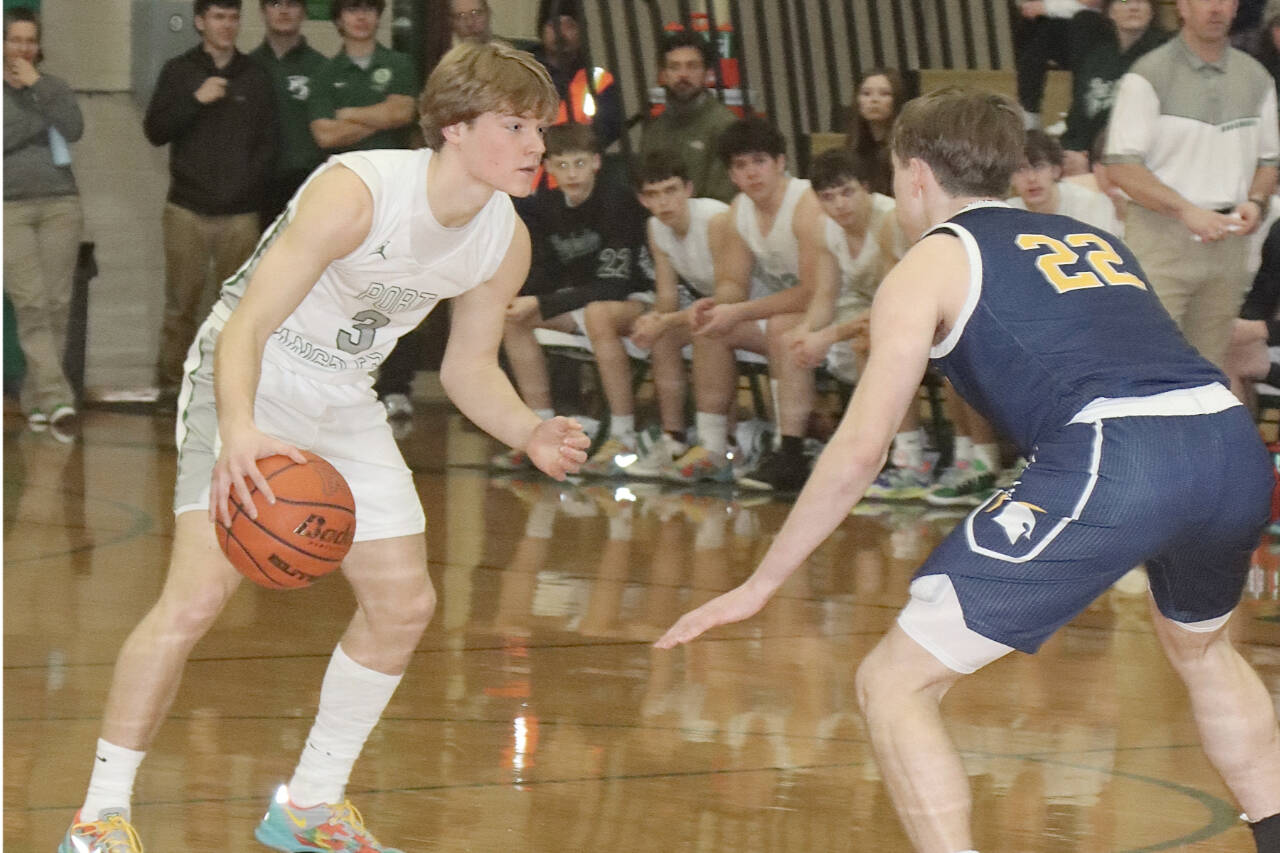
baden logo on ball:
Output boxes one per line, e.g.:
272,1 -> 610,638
215,451 -> 356,589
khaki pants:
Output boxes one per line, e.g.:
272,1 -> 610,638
156,203 -> 260,393
3,195 -> 83,415
1125,205 -> 1250,369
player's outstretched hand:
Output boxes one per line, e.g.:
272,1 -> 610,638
654,581 -> 771,649
527,415 -> 590,480
209,426 -> 308,527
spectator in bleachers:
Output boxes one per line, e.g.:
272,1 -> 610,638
1012,0 -> 1109,129
143,0 -> 276,407
1107,0 -> 1279,368
1009,130 -> 1121,233
309,0 -> 417,154
3,7 -> 83,434
491,124 -> 652,470
577,153 -> 728,478
532,0 -> 622,149
1059,0 -> 1168,176
447,0 -> 538,51
1227,217 -> 1280,403
1245,0 -> 1280,96
250,0 -> 326,228
836,68 -> 907,197
639,31 -> 737,202
666,116 -> 823,492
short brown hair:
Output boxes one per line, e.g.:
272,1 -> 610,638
891,87 -> 1024,198
1022,129 -> 1063,170
543,123 -> 598,157
418,41 -> 558,150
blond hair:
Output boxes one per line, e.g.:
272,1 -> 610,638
891,87 -> 1025,198
419,41 -> 557,150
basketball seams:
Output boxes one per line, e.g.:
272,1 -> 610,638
224,526 -> 298,589
214,451 -> 355,589
233,504 -> 348,564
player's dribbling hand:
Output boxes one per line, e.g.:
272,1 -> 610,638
654,581 -> 772,649
209,426 -> 309,527
526,415 -> 590,480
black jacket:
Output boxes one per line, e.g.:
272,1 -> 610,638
144,45 -> 277,215
515,177 -> 652,319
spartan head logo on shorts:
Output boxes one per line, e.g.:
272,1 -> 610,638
967,491 -> 1060,561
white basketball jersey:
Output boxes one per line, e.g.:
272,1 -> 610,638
734,177 -> 810,293
649,197 -> 729,298
824,192 -> 901,318
215,148 -> 515,383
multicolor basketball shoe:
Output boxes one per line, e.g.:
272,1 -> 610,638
58,809 -> 144,852
255,790 -> 403,853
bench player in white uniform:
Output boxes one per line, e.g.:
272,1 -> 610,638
667,116 -> 824,490
781,148 -> 938,500
578,153 -> 727,476
659,89 -> 1280,853
59,43 -> 588,853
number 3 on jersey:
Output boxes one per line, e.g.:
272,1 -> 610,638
1015,232 -> 1146,294
337,309 -> 390,354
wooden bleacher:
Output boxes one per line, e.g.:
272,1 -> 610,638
917,68 -> 1073,126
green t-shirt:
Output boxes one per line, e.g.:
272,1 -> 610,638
309,42 -> 417,151
250,37 -> 328,175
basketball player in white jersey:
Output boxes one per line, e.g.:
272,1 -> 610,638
780,147 -> 942,501
59,42 -> 588,853
578,152 -> 728,477
666,116 -> 824,491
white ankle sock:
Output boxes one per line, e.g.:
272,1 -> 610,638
972,442 -> 1000,471
609,414 -> 636,447
890,429 -> 924,469
82,738 -> 146,820
695,412 -> 728,456
288,644 -> 402,808
532,408 -> 554,422
952,435 -> 974,466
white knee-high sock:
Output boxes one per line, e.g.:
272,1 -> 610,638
288,644 -> 402,808
81,738 -> 146,819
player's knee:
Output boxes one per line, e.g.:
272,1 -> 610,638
383,576 -> 437,634
854,645 -> 895,718
158,582 -> 236,640
582,302 -> 610,339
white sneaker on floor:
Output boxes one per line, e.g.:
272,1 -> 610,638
382,392 -> 413,419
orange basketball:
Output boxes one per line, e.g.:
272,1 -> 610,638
215,451 -> 356,589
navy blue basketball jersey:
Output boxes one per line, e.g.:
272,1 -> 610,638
928,203 -> 1225,453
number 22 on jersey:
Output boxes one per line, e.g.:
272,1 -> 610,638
1015,232 -> 1146,294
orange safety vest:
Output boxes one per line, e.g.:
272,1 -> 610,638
554,66 -> 614,125
536,66 -> 614,191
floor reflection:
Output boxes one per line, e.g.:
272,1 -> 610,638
3,407 -> 1277,852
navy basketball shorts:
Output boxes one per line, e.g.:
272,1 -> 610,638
901,396 -> 1269,671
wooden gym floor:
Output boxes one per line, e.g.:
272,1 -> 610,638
4,403 -> 1279,852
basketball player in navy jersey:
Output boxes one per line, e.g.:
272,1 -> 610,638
60,42 -> 588,853
658,88 -> 1280,853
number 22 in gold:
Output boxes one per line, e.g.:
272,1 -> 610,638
1014,233 -> 1146,293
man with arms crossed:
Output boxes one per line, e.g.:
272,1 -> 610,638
658,88 -> 1280,853
60,42 -> 588,853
